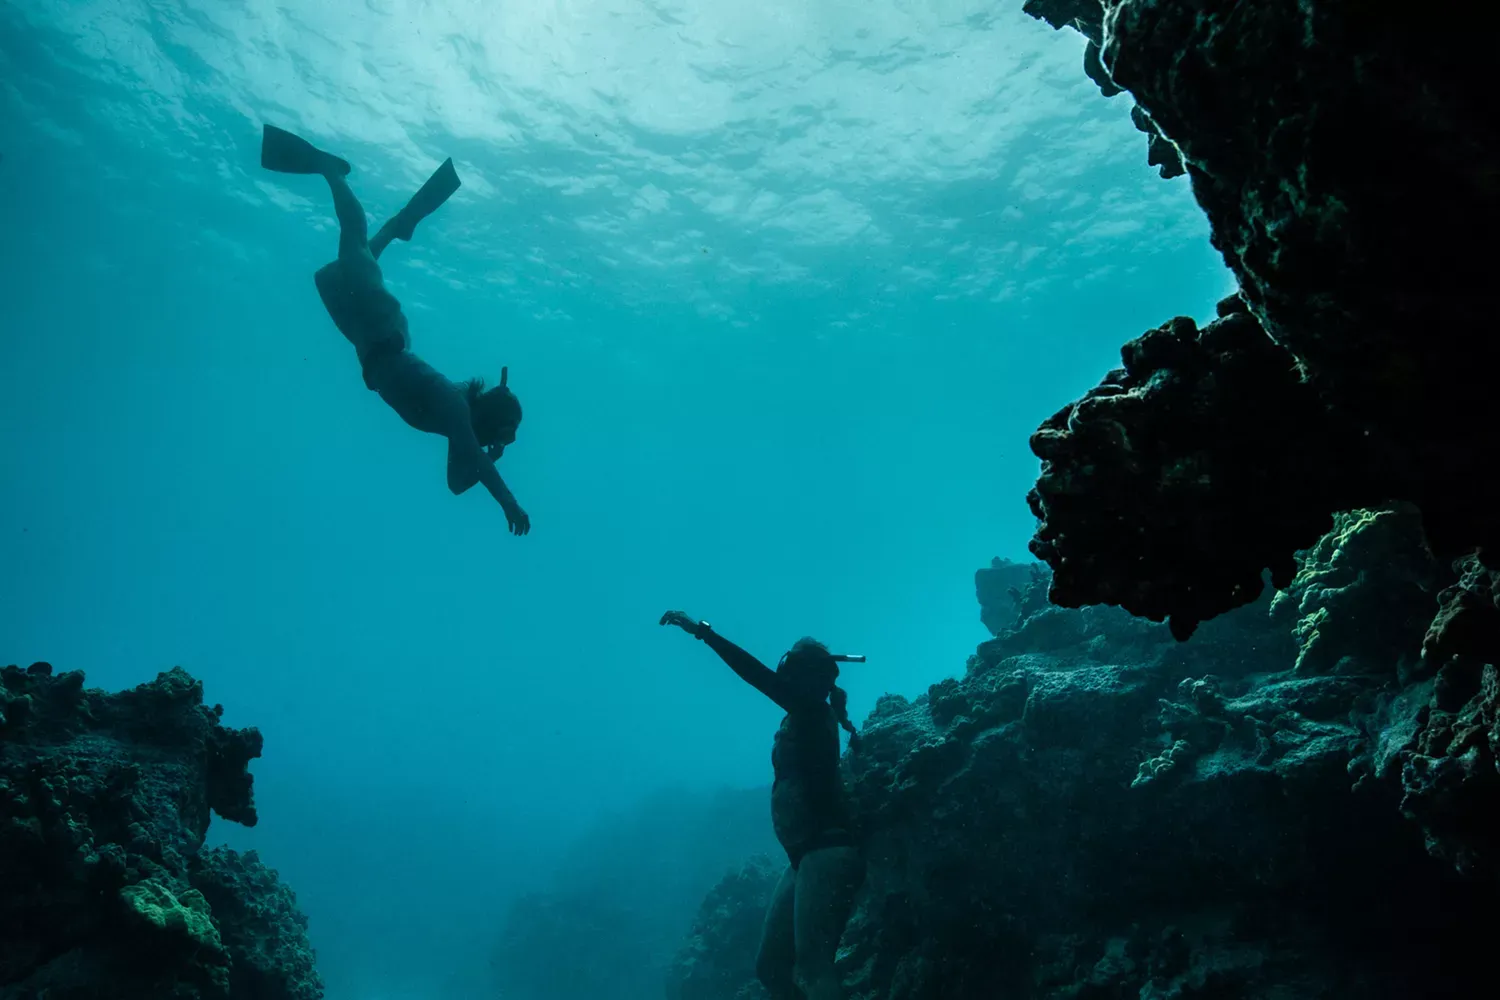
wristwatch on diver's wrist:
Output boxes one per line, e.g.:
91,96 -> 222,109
694,620 -> 712,640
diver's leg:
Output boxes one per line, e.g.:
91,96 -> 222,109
755,865 -> 800,999
324,172 -> 371,264
368,158 -> 463,260
792,847 -> 864,1000
321,171 -> 388,308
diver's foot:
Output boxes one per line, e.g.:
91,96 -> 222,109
390,158 -> 460,240
385,208 -> 418,242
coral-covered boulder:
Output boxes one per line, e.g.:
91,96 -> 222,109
1027,298 -> 1367,640
0,663 -> 321,1000
975,558 -> 1045,638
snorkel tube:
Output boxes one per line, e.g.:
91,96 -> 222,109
778,648 -> 868,670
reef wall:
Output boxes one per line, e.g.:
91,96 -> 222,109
1021,0 -> 1500,642
0,663 -> 320,1000
1016,0 -> 1500,890
667,512 -> 1494,998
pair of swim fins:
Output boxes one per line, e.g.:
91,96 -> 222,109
260,124 -> 461,238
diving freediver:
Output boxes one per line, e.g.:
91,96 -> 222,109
660,611 -> 866,1000
259,124 -> 530,535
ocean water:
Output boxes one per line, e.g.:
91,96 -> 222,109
0,1 -> 1231,997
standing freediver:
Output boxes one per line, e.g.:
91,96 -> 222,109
260,124 -> 530,535
660,611 -> 866,1000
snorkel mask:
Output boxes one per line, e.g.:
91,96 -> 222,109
485,366 -> 517,458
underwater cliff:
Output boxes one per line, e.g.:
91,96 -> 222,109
0,664 -> 319,1000
1019,0 -> 1500,878
669,512 -> 1493,998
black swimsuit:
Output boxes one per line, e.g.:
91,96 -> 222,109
771,704 -> 857,869
314,260 -> 410,389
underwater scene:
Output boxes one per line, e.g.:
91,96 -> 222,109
2,0 -> 1495,998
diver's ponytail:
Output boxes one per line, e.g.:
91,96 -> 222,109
461,377 -> 485,406
831,684 -> 856,737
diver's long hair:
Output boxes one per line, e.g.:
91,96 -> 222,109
782,637 -> 857,737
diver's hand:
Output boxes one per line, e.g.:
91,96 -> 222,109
504,502 -> 531,536
659,610 -> 700,634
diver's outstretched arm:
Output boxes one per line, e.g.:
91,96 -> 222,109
445,444 -> 505,496
659,613 -> 790,709
443,409 -> 529,535
474,456 -> 529,536
706,632 -> 791,709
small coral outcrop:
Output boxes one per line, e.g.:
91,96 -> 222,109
0,662 -> 321,999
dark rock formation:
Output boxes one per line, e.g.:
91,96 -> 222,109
666,855 -> 781,1000
188,848 -> 320,1000
673,526 -> 1493,998
1023,0 -> 1184,178
974,558 -> 1045,637
1027,296 -> 1369,641
1021,0 -> 1500,665
0,663 -> 321,1000
1267,506 -> 1446,678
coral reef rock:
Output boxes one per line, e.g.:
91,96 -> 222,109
0,663 -> 321,1000
1023,0 -> 1185,177
1021,0 -> 1500,665
666,855 -> 782,1000
975,557 -> 1046,638
673,531 -> 1494,998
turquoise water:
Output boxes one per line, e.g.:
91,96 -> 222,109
0,1 -> 1230,995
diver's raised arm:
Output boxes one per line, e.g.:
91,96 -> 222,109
659,612 -> 789,709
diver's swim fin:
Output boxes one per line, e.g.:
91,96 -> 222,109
260,124 -> 351,177
387,158 -> 462,241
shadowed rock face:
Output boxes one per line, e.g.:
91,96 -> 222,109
1022,0 -> 1185,177
1014,0 -> 1500,896
1020,0 -> 1500,658
667,855 -> 782,1000
0,663 -> 320,1000
669,521 -> 1494,999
